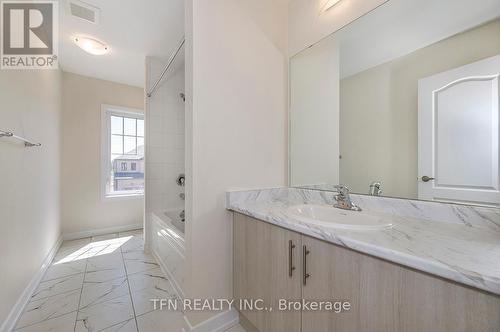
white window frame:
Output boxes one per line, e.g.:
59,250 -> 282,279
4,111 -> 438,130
101,104 -> 144,201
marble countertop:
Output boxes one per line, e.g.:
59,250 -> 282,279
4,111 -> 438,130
226,188 -> 500,296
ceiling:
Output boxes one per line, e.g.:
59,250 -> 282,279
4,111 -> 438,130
336,0 -> 500,78
59,0 -> 184,87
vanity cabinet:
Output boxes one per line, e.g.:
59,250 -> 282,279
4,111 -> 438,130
234,213 -> 500,332
233,213 -> 301,332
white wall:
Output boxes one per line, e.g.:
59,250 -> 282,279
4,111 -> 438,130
290,35 -> 340,186
288,0 -> 388,56
61,72 -> 144,236
185,0 -> 288,325
145,58 -> 185,215
0,70 -> 62,326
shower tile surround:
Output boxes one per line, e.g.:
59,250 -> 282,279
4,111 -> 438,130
144,57 -> 187,302
226,187 -> 500,295
145,58 -> 185,214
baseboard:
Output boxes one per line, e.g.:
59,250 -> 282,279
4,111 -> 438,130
0,235 -> 63,332
151,250 -> 185,300
182,309 -> 239,332
62,223 -> 143,241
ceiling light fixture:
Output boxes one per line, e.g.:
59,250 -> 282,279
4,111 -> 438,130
73,36 -> 109,55
322,0 -> 342,12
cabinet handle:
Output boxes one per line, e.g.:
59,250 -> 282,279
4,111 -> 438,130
288,240 -> 296,277
303,245 -> 310,285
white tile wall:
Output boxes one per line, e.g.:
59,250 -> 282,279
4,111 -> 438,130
145,58 -> 185,213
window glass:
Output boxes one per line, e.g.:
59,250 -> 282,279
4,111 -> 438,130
137,119 -> 144,137
111,116 -> 123,135
104,109 -> 144,197
124,136 -> 136,154
111,135 -> 123,154
124,117 -> 136,136
137,137 -> 144,149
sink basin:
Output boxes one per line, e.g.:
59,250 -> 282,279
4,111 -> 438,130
287,204 -> 393,230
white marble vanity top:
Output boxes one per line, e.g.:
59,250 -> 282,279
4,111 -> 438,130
226,188 -> 500,296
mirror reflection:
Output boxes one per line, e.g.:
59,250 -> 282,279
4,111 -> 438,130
289,0 -> 500,207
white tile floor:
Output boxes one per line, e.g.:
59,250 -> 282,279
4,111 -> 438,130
13,230 -> 245,332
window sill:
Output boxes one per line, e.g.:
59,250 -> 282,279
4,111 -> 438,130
102,193 -> 144,202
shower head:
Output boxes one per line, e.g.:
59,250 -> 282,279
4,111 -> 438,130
180,93 -> 185,102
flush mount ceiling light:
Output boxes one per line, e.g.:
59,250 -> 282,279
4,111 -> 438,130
322,0 -> 342,12
73,36 -> 109,55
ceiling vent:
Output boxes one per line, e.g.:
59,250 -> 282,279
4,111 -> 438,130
69,1 -> 100,24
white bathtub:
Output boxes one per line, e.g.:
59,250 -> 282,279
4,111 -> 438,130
151,209 -> 185,297
164,209 -> 185,234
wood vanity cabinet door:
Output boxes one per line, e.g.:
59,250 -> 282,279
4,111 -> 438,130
301,235 -> 500,332
233,213 -> 301,332
301,235 -> 370,332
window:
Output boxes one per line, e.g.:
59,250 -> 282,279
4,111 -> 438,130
101,105 -> 144,199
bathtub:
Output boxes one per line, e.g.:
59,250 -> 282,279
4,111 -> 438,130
164,209 -> 185,234
151,209 -> 185,297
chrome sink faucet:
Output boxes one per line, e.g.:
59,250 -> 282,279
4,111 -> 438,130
333,185 -> 362,211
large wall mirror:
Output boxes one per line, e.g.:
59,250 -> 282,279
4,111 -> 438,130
289,0 -> 500,207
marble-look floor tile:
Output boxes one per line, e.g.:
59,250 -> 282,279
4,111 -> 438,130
77,244 -> 123,260
84,267 -> 126,283
43,259 -> 87,281
31,273 -> 84,301
100,318 -> 138,332
60,238 -> 91,250
85,253 -> 126,283
224,324 -> 246,332
118,229 -> 143,238
20,232 -> 187,332
123,251 -> 156,264
52,253 -> 85,265
129,268 -> 178,316
131,290 -> 170,317
136,309 -> 184,332
87,253 -> 124,272
124,259 -> 159,275
120,237 -> 144,253
53,245 -> 104,264
123,252 -> 159,275
14,311 -> 77,332
80,276 -> 130,308
54,245 -> 85,260
127,268 -> 171,292
15,289 -> 80,329
75,295 -> 134,332
91,233 -> 118,242
55,239 -> 93,260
